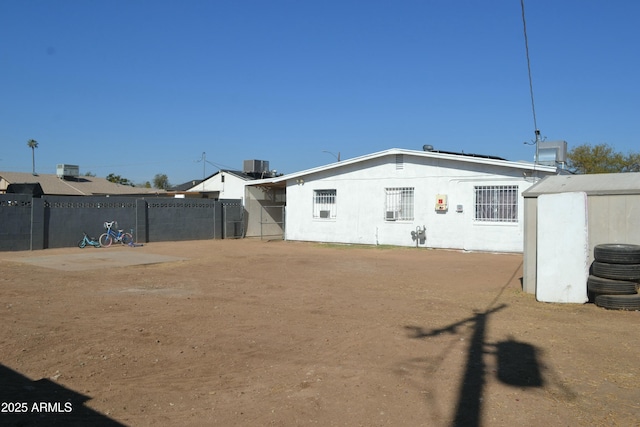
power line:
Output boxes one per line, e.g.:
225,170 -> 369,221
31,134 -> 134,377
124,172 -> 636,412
520,0 -> 542,162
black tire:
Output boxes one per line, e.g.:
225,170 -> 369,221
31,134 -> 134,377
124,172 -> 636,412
78,239 -> 86,249
594,294 -> 640,311
587,275 -> 639,295
592,261 -> 640,281
594,244 -> 640,264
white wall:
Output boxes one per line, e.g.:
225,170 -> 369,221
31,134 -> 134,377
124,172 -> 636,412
535,192 -> 589,303
284,156 -> 550,252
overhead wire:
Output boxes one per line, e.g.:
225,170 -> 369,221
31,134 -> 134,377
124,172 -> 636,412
520,0 -> 541,145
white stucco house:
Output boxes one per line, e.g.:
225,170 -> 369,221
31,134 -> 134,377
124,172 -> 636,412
246,148 -> 560,252
183,160 -> 278,201
185,170 -> 255,201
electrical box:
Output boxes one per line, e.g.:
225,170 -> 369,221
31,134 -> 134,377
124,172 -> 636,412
435,194 -> 448,211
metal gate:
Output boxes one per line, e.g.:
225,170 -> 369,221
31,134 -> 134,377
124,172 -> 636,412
222,203 -> 244,239
260,205 -> 285,240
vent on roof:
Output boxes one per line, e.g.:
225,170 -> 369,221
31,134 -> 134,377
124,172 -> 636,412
56,164 -> 79,180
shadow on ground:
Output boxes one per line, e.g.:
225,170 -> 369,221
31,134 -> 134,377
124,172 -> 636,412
402,260 -> 550,427
0,364 -> 124,426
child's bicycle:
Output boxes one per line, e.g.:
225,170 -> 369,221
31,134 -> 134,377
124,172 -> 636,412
126,228 -> 144,247
99,221 -> 133,247
78,232 -> 101,248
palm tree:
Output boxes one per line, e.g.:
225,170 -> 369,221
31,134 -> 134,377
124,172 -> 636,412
27,139 -> 38,175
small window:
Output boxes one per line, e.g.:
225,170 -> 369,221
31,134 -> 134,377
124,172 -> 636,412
385,187 -> 414,221
474,185 -> 518,223
313,189 -> 337,219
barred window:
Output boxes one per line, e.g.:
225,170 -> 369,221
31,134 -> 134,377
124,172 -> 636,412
313,189 -> 337,219
385,187 -> 414,221
474,185 -> 518,223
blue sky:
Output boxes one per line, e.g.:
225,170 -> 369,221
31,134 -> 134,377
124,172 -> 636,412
2,1 -> 639,185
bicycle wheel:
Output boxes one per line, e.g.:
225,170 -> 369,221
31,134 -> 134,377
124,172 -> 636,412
99,233 -> 112,247
78,239 -> 86,249
121,233 -> 133,245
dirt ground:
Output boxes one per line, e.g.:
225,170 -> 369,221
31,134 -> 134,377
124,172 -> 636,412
0,239 -> 638,426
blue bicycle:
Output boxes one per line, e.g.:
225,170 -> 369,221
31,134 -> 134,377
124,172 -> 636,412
99,221 -> 133,247
78,232 -> 101,248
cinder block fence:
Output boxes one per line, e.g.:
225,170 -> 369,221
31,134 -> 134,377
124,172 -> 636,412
0,194 -> 243,251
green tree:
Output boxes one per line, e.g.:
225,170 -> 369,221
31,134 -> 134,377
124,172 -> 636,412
153,173 -> 170,190
106,173 -> 135,186
566,143 -> 640,174
27,139 -> 38,175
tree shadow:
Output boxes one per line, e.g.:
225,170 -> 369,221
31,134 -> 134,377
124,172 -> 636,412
0,363 -> 124,426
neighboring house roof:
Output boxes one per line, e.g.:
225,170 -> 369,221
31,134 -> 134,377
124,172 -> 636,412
250,148 -> 558,185
171,179 -> 203,192
523,172 -> 640,197
0,171 -> 166,196
219,170 -> 257,180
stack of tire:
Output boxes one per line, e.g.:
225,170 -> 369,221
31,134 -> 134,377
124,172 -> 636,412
588,244 -> 640,310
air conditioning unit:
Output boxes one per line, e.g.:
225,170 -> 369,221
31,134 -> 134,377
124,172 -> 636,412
319,210 -> 331,218
243,159 -> 270,174
56,164 -> 79,179
385,211 -> 398,221
537,140 -> 568,166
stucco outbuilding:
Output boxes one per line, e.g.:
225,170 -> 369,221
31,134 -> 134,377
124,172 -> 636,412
522,172 -> 640,296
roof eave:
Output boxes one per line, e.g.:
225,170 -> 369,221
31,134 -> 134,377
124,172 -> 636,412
249,148 -> 557,185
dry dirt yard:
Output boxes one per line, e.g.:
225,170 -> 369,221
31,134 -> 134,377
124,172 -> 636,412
0,239 -> 638,426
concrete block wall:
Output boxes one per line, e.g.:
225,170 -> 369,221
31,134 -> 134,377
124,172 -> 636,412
0,195 -> 242,251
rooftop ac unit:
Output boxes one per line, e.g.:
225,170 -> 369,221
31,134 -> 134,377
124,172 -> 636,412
537,140 -> 568,165
56,164 -> 79,179
243,159 -> 270,174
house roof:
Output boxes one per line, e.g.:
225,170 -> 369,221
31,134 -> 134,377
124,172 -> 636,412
522,172 -> 640,197
220,170 -> 257,180
250,148 -> 558,185
183,169 -> 263,192
171,179 -> 204,192
0,171 -> 166,196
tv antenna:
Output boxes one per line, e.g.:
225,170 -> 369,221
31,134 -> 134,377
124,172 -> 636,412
195,152 -> 222,180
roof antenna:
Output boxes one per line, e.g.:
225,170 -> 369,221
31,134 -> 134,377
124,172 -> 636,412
520,0 -> 543,163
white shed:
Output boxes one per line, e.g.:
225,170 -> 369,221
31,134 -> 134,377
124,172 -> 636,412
249,148 -> 558,252
522,172 -> 640,295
